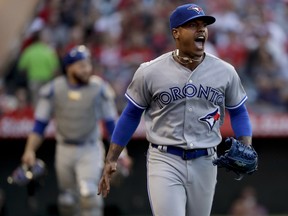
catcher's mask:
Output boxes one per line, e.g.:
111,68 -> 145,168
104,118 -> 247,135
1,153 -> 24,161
7,159 -> 47,186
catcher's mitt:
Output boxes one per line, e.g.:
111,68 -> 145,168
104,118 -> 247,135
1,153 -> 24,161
212,137 -> 258,180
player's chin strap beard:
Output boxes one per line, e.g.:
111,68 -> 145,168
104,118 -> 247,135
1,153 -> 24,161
172,49 -> 203,65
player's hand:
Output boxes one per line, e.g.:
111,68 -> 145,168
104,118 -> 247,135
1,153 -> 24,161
97,161 -> 117,198
21,150 -> 36,167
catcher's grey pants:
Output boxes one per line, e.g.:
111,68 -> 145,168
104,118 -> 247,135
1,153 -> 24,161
147,145 -> 217,216
55,141 -> 104,216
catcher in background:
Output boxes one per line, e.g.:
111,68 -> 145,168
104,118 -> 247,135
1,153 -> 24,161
21,45 -> 132,216
98,3 -> 257,216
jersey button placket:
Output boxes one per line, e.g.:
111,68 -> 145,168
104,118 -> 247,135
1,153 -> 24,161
184,78 -> 196,148
185,95 -> 194,148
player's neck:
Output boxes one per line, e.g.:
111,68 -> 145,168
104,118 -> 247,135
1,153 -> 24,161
172,49 -> 204,70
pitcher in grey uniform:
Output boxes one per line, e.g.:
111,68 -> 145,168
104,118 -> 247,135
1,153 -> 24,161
21,45 -> 130,216
98,3 -> 253,216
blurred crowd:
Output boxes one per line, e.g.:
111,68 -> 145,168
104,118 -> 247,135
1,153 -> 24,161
1,0 -> 288,116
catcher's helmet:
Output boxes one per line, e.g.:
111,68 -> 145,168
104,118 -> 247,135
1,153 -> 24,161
62,45 -> 90,68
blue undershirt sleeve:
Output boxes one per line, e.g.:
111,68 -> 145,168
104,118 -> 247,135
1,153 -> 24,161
111,100 -> 144,147
227,104 -> 252,138
32,120 -> 49,136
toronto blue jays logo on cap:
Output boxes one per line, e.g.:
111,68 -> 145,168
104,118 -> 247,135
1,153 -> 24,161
63,45 -> 90,67
199,108 -> 220,130
187,5 -> 203,14
169,3 -> 215,29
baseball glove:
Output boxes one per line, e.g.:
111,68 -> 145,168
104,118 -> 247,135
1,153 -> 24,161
212,137 -> 258,180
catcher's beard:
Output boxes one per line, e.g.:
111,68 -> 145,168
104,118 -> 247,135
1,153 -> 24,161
172,49 -> 203,65
73,73 -> 90,85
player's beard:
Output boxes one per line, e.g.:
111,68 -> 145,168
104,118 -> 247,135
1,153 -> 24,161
73,72 -> 90,85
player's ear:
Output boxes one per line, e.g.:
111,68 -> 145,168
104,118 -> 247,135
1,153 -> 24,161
172,28 -> 179,39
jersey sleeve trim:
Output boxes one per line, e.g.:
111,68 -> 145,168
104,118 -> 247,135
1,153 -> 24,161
226,95 -> 248,110
125,93 -> 146,110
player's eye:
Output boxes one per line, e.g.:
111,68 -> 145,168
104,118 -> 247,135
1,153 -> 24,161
186,23 -> 197,28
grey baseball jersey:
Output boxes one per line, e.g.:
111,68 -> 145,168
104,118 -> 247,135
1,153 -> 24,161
126,51 -> 247,149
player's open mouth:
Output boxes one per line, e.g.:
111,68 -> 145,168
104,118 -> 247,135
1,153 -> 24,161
194,36 -> 205,50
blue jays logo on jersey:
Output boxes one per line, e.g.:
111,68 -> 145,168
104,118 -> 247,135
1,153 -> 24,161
199,108 -> 220,130
187,5 -> 203,14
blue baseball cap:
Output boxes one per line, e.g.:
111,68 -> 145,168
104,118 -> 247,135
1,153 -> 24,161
170,4 -> 216,29
63,45 -> 90,68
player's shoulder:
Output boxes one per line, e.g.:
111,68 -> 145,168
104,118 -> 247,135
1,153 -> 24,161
89,75 -> 105,86
205,53 -> 235,71
205,53 -> 234,68
139,52 -> 172,70
39,76 -> 64,98
50,75 -> 67,89
89,75 -> 115,99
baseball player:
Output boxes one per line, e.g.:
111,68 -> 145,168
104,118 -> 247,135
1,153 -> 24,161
21,45 -> 130,216
98,3 -> 253,216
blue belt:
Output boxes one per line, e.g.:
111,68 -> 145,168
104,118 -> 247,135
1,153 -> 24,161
151,144 -> 208,160
63,139 -> 94,145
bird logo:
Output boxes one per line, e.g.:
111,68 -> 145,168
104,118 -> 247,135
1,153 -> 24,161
199,108 -> 220,130
187,5 -> 203,14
